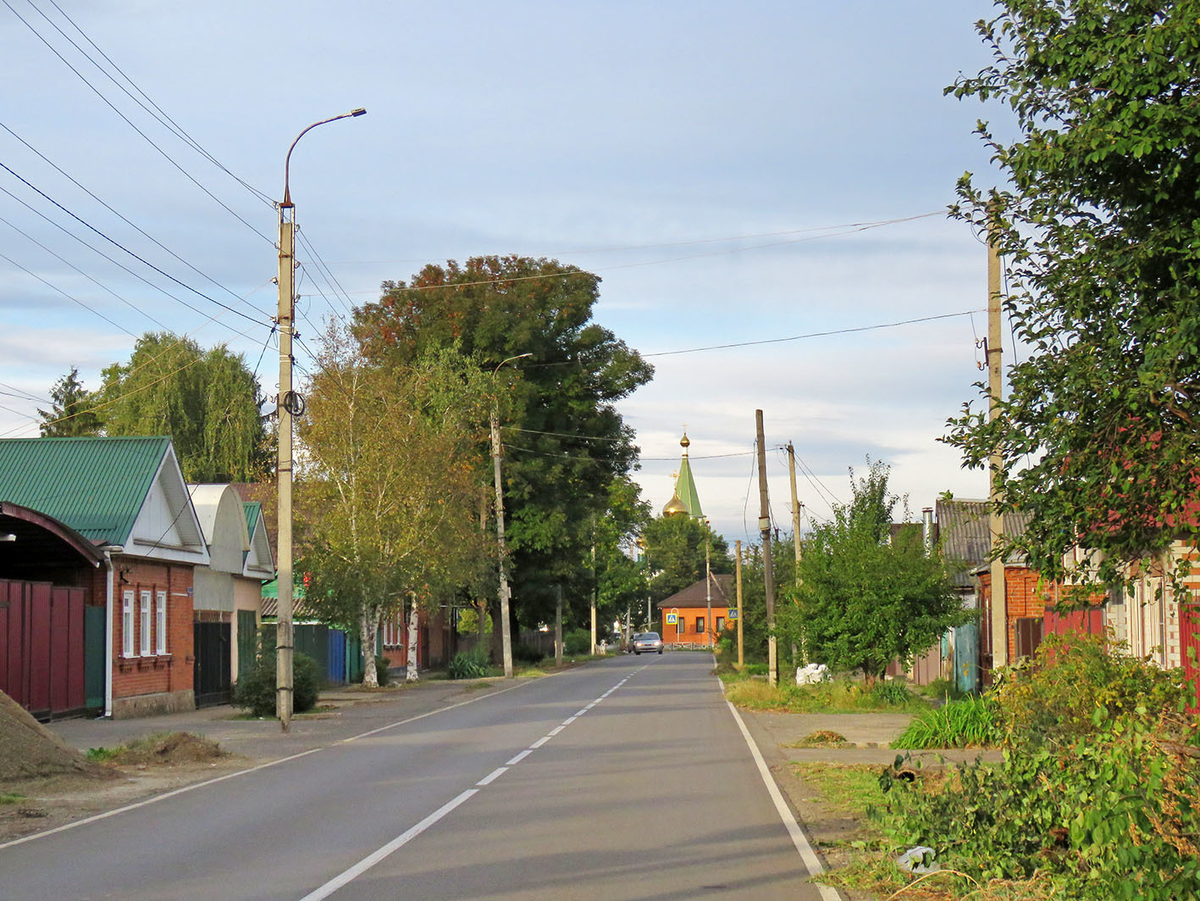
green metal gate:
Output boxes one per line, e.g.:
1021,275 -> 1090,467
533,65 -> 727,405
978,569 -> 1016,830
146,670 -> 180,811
84,605 -> 105,711
236,610 -> 257,684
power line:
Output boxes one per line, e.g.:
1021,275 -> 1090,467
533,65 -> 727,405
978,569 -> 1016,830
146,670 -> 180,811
0,160 -> 274,330
3,0 -> 272,243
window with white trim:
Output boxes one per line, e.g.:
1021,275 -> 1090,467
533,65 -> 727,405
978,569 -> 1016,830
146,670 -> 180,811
156,590 -> 167,655
122,590 -> 135,657
140,590 -> 152,657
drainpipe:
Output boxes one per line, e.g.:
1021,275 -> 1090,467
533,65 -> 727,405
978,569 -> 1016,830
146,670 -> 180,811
102,547 -> 121,718
922,508 -> 934,556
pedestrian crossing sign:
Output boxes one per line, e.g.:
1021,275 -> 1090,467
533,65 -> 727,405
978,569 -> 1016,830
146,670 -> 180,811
728,608 -> 739,620
665,612 -> 677,625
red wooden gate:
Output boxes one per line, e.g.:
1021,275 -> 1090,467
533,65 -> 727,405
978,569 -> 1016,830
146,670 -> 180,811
0,579 -> 86,718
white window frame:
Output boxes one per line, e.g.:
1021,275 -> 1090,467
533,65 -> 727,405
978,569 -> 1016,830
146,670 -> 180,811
155,590 -> 167,655
122,590 -> 135,657
140,589 -> 152,657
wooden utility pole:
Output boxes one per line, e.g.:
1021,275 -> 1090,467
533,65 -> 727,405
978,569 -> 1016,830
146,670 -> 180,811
756,410 -> 778,685
987,214 -> 1008,671
735,539 -> 744,668
555,584 -> 563,667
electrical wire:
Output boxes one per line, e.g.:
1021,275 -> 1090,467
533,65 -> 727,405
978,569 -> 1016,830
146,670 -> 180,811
3,0 -> 272,243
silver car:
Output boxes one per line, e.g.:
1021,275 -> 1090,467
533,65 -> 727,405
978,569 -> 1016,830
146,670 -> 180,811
633,632 -> 663,655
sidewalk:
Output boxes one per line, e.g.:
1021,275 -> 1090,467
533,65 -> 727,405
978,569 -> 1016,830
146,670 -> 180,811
47,679 -> 502,762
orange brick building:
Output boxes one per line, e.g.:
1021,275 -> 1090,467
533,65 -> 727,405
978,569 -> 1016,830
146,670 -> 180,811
657,574 -> 734,648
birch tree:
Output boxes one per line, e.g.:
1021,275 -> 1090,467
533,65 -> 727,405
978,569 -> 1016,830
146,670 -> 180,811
297,325 -> 487,687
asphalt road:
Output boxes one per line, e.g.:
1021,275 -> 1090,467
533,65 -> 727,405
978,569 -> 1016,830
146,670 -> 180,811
0,654 -> 838,901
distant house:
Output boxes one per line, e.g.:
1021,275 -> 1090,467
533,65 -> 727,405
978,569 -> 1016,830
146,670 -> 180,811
656,574 -> 734,648
0,437 -> 208,719
188,485 -> 275,705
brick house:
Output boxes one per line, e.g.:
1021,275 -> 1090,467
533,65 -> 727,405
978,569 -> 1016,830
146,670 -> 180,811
0,437 -> 208,718
656,574 -> 734,647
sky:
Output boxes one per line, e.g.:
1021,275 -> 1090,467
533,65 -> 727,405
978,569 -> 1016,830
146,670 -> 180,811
0,0 -> 1016,546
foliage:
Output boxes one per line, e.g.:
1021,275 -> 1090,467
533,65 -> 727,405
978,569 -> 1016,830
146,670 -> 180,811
366,656 -> 391,688
639,514 -> 730,603
563,628 -> 592,656
95,332 -> 270,482
878,637 -> 1200,898
456,605 -> 492,636
726,538 -> 795,664
892,696 -> 1002,749
593,475 -> 652,629
992,631 -> 1187,749
786,461 -> 967,681
447,647 -> 490,680
296,325 -> 490,687
353,255 -> 653,629
943,1 -> 1200,591
233,651 -> 320,718
37,367 -> 102,436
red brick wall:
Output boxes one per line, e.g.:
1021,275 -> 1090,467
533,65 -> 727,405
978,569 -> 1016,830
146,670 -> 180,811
109,556 -> 194,700
979,567 -> 1052,664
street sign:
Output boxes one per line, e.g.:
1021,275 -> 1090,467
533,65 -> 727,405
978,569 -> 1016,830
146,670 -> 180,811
728,608 -> 739,621
665,612 -> 677,625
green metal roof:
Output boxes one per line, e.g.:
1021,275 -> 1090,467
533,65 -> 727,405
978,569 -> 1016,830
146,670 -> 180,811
0,436 -> 171,546
243,501 -> 262,537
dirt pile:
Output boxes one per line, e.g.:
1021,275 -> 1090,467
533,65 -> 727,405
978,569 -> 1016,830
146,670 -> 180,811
0,690 -> 106,785
110,732 -> 226,766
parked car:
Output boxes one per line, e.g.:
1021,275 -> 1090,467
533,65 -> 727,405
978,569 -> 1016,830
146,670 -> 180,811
633,632 -> 663,655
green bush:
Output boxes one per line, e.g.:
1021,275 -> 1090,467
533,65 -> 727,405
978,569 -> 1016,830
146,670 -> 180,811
563,628 -> 592,656
233,651 -> 321,718
371,655 -> 392,687
892,695 -> 1001,749
447,648 -> 489,680
868,679 -> 913,706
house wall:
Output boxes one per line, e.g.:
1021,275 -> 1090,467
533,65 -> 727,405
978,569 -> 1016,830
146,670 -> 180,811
105,556 -> 195,718
660,605 -> 730,646
231,577 -> 262,680
979,566 -> 1053,666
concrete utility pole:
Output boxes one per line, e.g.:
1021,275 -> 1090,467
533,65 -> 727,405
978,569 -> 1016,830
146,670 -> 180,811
490,353 -> 531,678
786,442 -> 803,665
756,410 -> 778,685
987,214 -> 1008,671
276,107 -> 365,730
555,584 -> 563,667
735,539 -> 744,668
705,533 -> 712,650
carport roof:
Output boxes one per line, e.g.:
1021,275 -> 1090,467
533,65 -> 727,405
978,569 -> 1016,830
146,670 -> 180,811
0,436 -> 172,547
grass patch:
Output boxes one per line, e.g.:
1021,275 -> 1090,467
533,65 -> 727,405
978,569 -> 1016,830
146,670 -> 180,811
85,732 -> 226,767
795,763 -> 887,818
723,675 -> 929,713
893,695 -> 1001,749
0,792 -> 26,805
86,746 -> 120,763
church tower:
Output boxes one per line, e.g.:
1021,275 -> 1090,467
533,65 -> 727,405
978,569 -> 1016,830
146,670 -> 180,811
661,433 -> 703,519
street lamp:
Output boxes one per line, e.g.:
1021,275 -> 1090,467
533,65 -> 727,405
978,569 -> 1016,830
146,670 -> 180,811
490,353 -> 531,678
276,108 -> 366,730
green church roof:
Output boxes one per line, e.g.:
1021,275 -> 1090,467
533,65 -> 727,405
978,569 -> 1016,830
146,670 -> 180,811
0,436 -> 172,547
674,435 -> 703,519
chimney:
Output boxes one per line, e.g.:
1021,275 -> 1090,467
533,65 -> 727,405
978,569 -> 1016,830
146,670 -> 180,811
922,507 -> 934,556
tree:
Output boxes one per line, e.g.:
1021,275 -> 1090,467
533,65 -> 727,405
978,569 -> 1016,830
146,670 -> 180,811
785,462 -> 964,683
354,255 -> 653,628
593,475 -> 652,637
640,514 -> 730,603
96,332 -> 270,482
38,367 -> 101,436
296,326 -> 489,686
944,2 -> 1200,591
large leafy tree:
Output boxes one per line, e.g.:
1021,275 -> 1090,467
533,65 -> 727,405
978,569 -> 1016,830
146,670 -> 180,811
944,2 -> 1200,590
786,462 -> 963,683
593,475 -> 652,636
354,255 -> 653,627
38,367 -> 102,436
640,514 -> 731,603
296,327 -> 490,686
94,332 -> 271,482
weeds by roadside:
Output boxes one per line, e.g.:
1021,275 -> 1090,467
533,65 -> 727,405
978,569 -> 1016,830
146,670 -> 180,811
723,672 -> 929,713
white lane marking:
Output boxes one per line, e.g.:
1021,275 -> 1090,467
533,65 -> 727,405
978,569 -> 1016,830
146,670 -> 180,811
0,746 -> 324,852
299,789 -> 479,901
506,749 -> 532,765
574,709 -> 587,717
529,735 -> 551,749
561,716 -> 577,726
723,694 -> 842,901
476,767 -> 508,787
547,725 -> 565,736
342,680 -> 531,743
